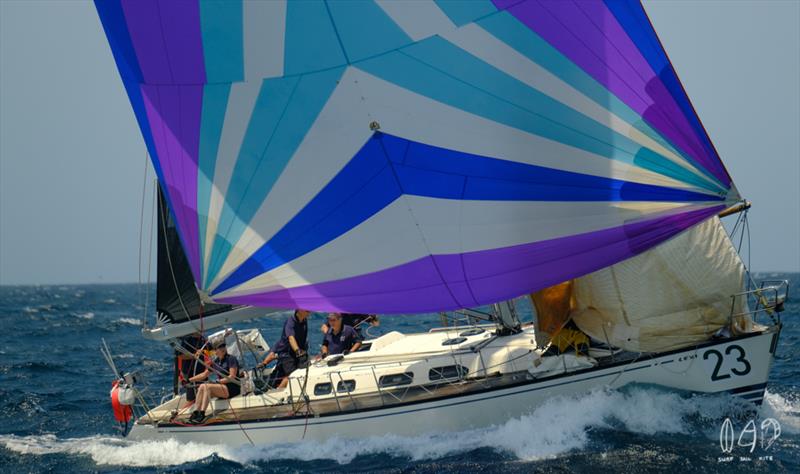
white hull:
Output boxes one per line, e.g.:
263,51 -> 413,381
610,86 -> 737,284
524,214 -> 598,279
128,328 -> 779,447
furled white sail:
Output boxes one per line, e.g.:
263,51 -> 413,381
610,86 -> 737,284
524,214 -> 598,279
572,217 -> 752,352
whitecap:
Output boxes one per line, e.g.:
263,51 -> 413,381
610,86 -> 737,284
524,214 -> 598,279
115,318 -> 141,326
0,435 -> 220,467
761,389 -> 800,434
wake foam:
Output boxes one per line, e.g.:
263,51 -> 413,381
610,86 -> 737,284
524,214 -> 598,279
2,386 -> 798,467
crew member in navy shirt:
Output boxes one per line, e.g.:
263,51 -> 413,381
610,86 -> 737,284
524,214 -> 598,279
188,340 -> 239,424
318,313 -> 361,359
320,313 -> 379,339
259,309 -> 309,389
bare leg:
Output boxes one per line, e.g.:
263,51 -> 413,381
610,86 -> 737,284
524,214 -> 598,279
205,384 -> 230,400
277,377 -> 289,389
196,384 -> 208,412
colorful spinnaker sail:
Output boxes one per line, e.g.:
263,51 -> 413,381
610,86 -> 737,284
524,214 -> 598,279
96,0 -> 739,313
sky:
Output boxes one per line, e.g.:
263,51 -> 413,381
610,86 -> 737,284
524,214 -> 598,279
1,0 -> 798,285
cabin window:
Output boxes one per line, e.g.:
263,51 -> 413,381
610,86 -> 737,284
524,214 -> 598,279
429,365 -> 468,381
336,380 -> 356,393
314,382 -> 332,396
379,372 -> 414,387
441,337 -> 467,346
459,328 -> 485,337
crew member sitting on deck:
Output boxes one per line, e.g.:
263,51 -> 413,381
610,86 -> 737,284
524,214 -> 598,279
188,340 -> 239,424
320,313 -> 379,340
259,309 -> 309,389
318,313 -> 361,359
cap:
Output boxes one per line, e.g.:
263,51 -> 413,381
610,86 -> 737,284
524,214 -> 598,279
212,340 -> 227,349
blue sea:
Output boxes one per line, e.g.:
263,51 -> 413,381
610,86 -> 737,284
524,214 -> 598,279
1,274 -> 798,473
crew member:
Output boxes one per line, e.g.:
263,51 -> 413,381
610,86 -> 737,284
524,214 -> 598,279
260,309 -> 309,389
176,331 -> 207,407
188,340 -> 239,424
320,313 -> 379,340
318,313 -> 361,359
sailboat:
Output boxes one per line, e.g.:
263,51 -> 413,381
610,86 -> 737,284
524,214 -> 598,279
95,0 -> 788,446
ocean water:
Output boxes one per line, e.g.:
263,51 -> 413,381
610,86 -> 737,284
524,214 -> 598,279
0,274 -> 798,473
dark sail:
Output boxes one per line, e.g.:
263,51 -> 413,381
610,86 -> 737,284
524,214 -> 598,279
156,184 -> 233,325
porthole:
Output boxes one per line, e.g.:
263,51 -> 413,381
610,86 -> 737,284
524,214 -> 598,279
429,365 -> 468,381
336,380 -> 356,393
378,372 -> 414,387
314,382 -> 332,396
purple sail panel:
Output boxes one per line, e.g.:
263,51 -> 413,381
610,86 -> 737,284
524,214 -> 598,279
121,0 -> 207,281
120,0 -> 206,84
492,0 -> 730,187
217,205 -> 725,313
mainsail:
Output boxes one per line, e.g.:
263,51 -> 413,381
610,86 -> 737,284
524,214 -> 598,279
96,0 -> 739,314
156,184 -> 234,325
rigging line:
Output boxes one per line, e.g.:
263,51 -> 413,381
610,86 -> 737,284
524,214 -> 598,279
144,180 -> 156,326
730,209 -> 744,239
745,212 -> 753,285
158,184 -> 193,322
138,151 -> 149,319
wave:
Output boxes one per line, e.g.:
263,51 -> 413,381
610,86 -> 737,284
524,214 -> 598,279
115,318 -> 140,326
2,386 -> 797,467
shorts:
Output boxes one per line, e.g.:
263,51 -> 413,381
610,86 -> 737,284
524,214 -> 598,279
224,382 -> 241,398
266,354 -> 300,388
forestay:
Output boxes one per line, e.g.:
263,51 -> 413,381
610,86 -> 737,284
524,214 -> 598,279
96,0 -> 739,313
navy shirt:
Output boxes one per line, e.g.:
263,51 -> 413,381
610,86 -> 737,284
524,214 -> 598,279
211,353 -> 239,381
272,314 -> 308,356
341,314 -> 374,339
323,325 -> 359,355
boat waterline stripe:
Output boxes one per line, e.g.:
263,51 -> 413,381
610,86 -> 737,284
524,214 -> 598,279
728,382 -> 768,395
736,389 -> 766,397
738,393 -> 765,401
